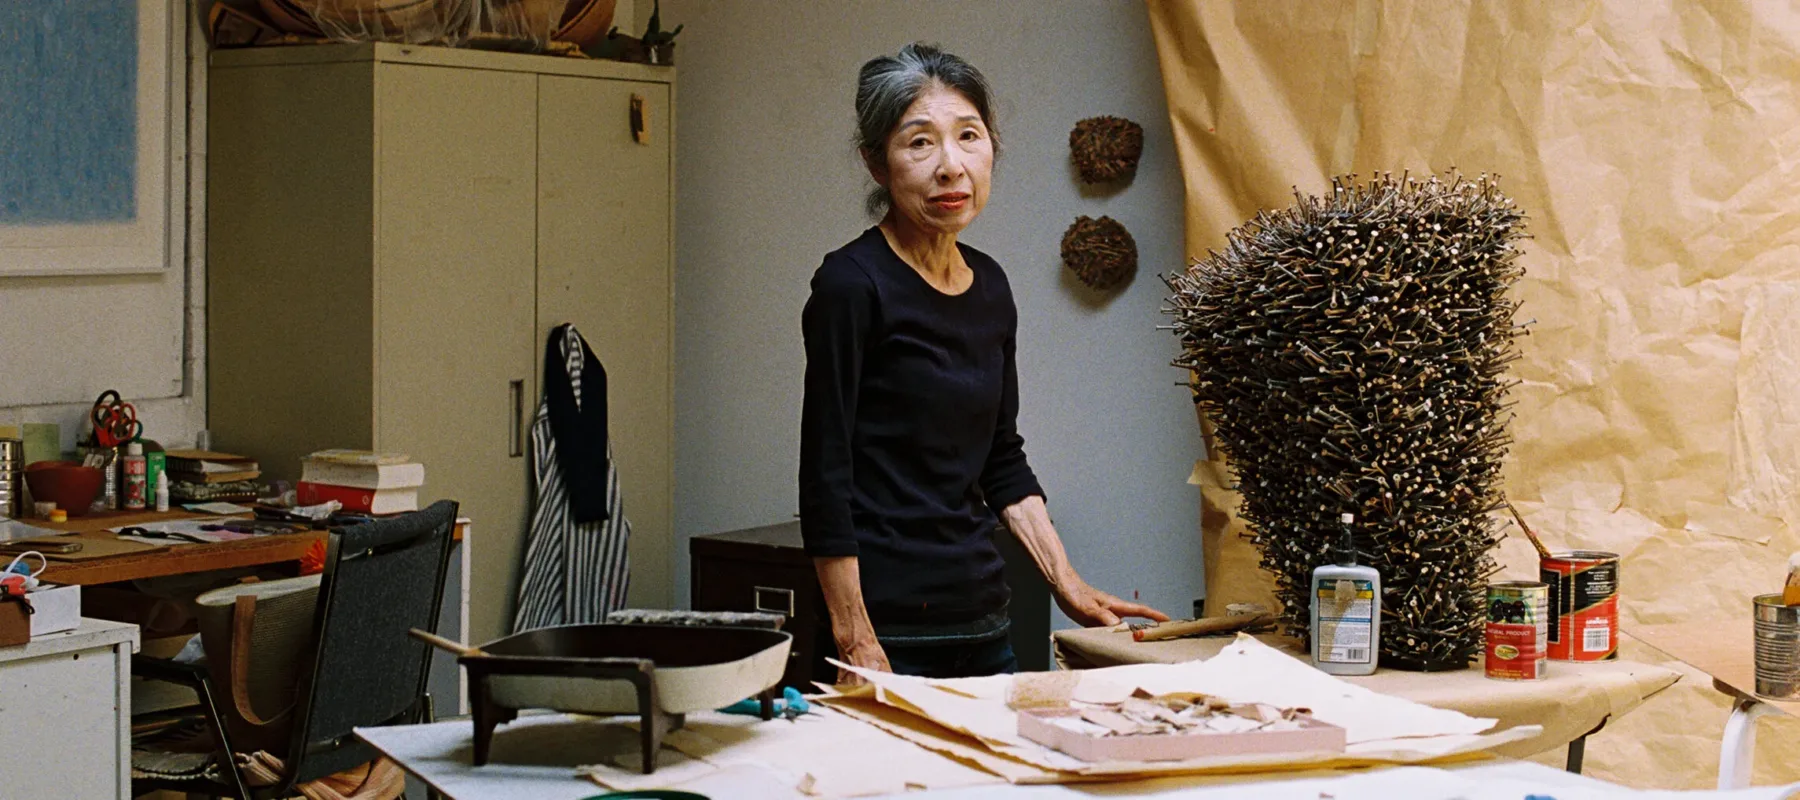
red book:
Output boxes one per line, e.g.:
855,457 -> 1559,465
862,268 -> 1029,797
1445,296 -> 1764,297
295,481 -> 419,515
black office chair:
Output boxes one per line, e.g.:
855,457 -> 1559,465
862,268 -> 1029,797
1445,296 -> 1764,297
131,499 -> 460,799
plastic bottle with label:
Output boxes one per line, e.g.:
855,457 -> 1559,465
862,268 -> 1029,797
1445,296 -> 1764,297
121,442 -> 148,510
1310,512 -> 1382,676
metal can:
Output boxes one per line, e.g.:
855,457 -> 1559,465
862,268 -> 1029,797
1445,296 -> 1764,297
1753,593 -> 1800,700
1486,581 -> 1548,680
0,438 -> 20,519
1541,550 -> 1619,661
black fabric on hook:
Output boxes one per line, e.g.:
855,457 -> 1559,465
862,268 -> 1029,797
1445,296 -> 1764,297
543,323 -> 611,523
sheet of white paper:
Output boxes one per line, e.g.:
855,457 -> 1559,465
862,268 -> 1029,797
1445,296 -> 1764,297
0,519 -> 65,543
110,517 -> 251,543
580,707 -> 1001,797
878,636 -> 1498,747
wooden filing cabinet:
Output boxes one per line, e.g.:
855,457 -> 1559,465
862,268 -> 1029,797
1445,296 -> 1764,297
690,522 -> 822,689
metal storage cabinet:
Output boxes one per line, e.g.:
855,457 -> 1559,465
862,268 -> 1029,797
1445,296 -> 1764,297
0,619 -> 138,799
206,43 -> 676,648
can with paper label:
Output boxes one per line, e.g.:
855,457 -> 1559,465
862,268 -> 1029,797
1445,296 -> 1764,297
1541,551 -> 1619,661
1486,581 -> 1548,680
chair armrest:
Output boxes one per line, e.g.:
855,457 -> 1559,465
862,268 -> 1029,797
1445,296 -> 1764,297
132,654 -> 209,685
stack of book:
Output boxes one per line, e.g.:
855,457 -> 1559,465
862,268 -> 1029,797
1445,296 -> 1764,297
164,450 -> 263,503
296,450 -> 424,515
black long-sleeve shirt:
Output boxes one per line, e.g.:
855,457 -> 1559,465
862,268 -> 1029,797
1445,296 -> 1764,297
799,227 -> 1044,627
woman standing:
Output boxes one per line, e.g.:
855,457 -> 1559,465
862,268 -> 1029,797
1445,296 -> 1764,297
800,43 -> 1167,683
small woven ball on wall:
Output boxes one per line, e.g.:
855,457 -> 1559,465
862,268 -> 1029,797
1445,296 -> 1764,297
1061,215 -> 1137,291
1163,171 -> 1528,671
1069,116 -> 1144,184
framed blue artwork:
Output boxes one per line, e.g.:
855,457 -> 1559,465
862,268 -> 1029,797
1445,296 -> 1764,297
0,0 -> 180,275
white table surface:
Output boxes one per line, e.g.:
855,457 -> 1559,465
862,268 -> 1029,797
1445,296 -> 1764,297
357,712 -> 1800,800
882,762 -> 1800,800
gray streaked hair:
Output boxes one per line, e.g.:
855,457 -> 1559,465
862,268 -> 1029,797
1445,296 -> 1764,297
855,42 -> 1000,218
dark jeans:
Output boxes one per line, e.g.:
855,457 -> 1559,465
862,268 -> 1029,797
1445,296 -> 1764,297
885,635 -> 1019,679
814,627 -> 1020,682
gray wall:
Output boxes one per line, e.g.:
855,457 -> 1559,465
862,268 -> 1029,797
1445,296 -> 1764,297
665,0 -> 1205,631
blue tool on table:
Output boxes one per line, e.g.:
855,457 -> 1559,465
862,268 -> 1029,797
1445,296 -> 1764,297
718,686 -> 810,720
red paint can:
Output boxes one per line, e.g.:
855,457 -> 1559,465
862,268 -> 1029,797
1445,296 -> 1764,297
1541,551 -> 1619,661
1486,581 -> 1548,680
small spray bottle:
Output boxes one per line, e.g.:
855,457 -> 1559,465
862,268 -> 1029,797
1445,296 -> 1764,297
1311,512 -> 1381,676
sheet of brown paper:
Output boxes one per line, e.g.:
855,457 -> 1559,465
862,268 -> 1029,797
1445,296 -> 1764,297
1147,1 -> 1800,788
1052,627 -> 1680,761
820,636 -> 1538,782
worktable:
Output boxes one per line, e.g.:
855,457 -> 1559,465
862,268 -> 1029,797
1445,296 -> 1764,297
355,711 -> 1800,799
1631,621 -> 1800,790
1052,626 -> 1682,769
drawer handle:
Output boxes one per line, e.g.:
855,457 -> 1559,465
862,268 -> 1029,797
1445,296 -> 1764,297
753,586 -> 794,617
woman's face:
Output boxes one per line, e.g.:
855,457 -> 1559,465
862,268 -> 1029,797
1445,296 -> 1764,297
870,83 -> 994,236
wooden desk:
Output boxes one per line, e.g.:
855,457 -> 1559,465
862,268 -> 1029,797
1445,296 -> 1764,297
22,508 -> 476,719
27,509 -> 465,586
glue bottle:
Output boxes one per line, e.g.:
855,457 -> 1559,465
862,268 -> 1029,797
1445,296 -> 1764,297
154,469 -> 169,513
1311,512 -> 1381,676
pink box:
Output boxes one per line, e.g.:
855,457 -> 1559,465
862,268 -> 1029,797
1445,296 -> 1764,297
1017,707 -> 1347,763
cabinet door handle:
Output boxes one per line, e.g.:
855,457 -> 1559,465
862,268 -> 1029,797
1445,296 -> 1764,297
630,93 -> 648,144
509,379 -> 525,458
753,586 -> 795,617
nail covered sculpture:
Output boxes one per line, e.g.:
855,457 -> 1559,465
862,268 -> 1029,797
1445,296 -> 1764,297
1165,172 -> 1529,671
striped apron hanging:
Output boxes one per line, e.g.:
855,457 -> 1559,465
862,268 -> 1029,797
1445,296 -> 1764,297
512,325 -> 631,632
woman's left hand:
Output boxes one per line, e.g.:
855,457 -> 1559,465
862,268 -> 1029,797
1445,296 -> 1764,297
1054,579 -> 1170,628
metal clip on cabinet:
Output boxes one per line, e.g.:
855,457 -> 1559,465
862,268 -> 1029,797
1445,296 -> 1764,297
206,43 -> 677,648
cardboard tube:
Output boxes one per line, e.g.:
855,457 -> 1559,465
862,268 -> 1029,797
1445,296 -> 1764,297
1134,612 -> 1275,642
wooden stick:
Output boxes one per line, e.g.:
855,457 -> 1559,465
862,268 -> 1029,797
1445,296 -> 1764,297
1505,500 -> 1554,561
1134,612 -> 1274,642
409,628 -> 487,658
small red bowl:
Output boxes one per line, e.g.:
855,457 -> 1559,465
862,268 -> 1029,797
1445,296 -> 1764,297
24,461 -> 105,517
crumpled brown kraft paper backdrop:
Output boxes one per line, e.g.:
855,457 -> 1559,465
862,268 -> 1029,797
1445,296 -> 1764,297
1148,0 -> 1800,790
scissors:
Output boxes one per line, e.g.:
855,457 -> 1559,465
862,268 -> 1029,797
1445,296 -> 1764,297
90,390 -> 143,448
118,526 -> 209,544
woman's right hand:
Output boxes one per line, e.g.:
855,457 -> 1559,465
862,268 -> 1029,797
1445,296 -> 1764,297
835,635 -> 892,686
815,555 -> 891,686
